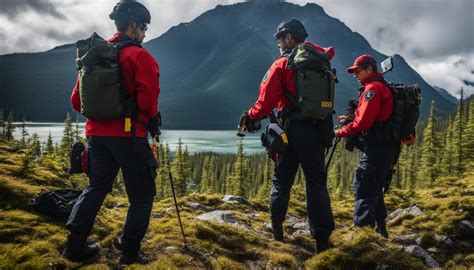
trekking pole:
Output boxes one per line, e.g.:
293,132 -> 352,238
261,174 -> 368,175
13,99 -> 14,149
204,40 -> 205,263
166,153 -> 188,246
325,137 -> 341,172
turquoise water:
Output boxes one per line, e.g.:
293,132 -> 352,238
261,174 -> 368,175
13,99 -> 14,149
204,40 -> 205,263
12,123 -> 264,154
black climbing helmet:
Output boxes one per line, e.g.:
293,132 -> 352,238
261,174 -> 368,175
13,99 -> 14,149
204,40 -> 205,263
109,1 -> 151,24
274,19 -> 308,40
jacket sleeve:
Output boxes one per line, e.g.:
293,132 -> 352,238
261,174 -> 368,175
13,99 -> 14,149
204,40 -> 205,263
134,50 -> 160,118
71,75 -> 81,113
338,86 -> 382,137
247,61 -> 284,120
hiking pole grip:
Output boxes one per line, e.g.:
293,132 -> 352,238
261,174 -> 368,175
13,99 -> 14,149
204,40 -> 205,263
166,157 -> 187,246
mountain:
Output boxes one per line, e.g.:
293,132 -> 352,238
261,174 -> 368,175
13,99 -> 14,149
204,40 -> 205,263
0,1 -> 457,129
433,86 -> 458,105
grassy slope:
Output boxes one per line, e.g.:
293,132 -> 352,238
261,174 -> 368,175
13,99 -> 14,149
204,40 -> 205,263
0,140 -> 472,269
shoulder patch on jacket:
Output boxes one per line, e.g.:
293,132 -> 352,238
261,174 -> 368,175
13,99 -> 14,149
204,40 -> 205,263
364,90 -> 375,101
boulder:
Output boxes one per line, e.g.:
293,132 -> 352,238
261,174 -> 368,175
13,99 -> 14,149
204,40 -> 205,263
293,229 -> 311,237
222,195 -> 247,204
387,205 -> 424,225
404,245 -> 440,268
456,220 -> 474,237
427,247 -> 439,254
434,234 -> 453,246
195,210 -> 237,224
393,234 -> 418,245
184,201 -> 213,212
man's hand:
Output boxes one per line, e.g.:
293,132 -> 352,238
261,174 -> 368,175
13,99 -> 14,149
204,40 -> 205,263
238,112 -> 261,133
334,127 -> 343,138
337,115 -> 348,124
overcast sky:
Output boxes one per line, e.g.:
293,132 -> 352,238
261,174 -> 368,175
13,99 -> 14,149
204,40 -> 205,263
0,0 -> 472,98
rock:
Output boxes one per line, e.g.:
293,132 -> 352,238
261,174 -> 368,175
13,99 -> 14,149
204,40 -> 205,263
427,247 -> 439,253
152,211 -> 165,219
222,195 -> 247,204
246,211 -> 259,218
404,245 -> 440,268
456,220 -> 474,237
165,246 -> 180,254
375,265 -> 389,270
285,215 -> 301,224
416,237 -> 423,246
393,234 -> 418,245
435,234 -> 453,246
112,202 -> 128,208
265,223 -> 273,232
293,229 -> 311,237
287,222 -> 310,234
184,201 -> 213,212
195,210 -> 237,224
387,205 -> 424,225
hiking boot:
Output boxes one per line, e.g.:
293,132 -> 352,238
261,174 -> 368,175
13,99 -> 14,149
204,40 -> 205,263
271,221 -> 284,241
114,235 -> 125,251
375,220 -> 389,238
316,237 -> 330,253
63,243 -> 100,262
62,233 -> 100,262
119,252 -> 150,265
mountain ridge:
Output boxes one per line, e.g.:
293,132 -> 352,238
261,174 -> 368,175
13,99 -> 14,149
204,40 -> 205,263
0,1 -> 456,129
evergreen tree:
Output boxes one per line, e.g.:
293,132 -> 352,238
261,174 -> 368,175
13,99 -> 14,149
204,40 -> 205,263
418,101 -> 441,184
226,141 -> 249,197
451,91 -> 465,175
200,155 -> 212,193
171,138 -> 191,196
5,112 -> 15,141
20,116 -> 29,147
462,98 -> 474,169
73,115 -> 82,142
30,133 -> 41,157
45,132 -> 55,155
60,113 -> 74,157
0,109 -> 4,140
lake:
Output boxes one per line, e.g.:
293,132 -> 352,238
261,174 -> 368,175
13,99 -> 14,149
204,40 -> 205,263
12,122 -> 264,154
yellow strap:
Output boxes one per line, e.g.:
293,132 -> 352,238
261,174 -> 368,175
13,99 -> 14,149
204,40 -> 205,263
281,133 -> 288,144
124,117 -> 131,132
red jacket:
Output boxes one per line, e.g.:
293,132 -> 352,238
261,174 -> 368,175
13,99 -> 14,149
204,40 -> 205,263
71,33 -> 160,138
247,41 -> 335,119
337,73 -> 393,137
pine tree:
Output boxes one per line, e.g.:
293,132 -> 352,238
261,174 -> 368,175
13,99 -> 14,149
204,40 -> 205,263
30,133 -> 41,157
45,132 -> 55,155
20,116 -> 29,147
418,101 -> 441,184
226,141 -> 249,197
451,91 -> 465,176
171,138 -> 191,196
5,112 -> 15,141
73,115 -> 82,142
462,98 -> 474,169
0,109 -> 4,140
200,155 -> 212,193
60,113 -> 74,157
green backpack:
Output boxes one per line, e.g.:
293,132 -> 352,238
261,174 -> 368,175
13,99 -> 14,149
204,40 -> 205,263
76,32 -> 138,121
284,43 -> 337,120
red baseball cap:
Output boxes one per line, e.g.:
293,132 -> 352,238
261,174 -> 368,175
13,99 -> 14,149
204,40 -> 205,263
347,54 -> 377,73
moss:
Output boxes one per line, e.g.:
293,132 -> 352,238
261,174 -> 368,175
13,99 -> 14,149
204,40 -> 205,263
213,256 -> 247,270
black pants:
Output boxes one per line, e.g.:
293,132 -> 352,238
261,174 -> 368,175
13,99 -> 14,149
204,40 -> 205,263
353,142 -> 400,227
270,120 -> 335,240
66,136 -> 157,253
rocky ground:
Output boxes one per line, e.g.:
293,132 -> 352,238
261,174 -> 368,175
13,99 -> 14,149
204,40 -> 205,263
0,141 -> 473,269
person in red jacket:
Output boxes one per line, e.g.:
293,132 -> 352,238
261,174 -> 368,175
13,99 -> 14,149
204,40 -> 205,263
240,19 -> 335,252
336,54 -> 399,238
63,1 -> 159,265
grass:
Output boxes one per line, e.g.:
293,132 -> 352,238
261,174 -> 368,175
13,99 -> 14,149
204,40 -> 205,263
0,139 -> 472,269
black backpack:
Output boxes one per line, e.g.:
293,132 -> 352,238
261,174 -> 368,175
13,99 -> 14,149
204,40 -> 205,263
30,189 -> 83,220
68,141 -> 87,174
372,78 -> 422,143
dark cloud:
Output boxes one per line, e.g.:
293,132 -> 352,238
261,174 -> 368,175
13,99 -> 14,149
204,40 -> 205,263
463,80 -> 474,87
0,0 -> 65,20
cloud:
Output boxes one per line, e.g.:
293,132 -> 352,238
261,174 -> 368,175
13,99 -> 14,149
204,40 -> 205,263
413,53 -> 474,98
0,0 -> 65,19
0,0 -> 472,98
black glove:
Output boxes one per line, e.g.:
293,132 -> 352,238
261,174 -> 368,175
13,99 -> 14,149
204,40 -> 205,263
238,112 -> 261,133
146,112 -> 162,140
